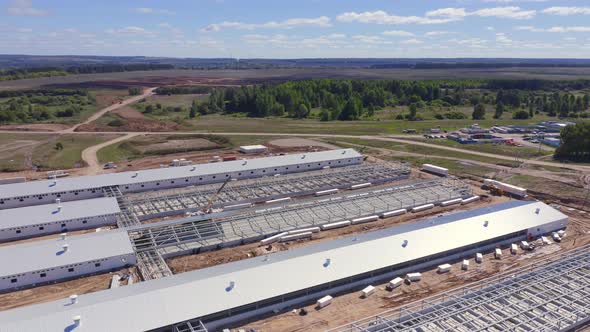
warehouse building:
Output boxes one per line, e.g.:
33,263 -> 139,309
0,149 -> 362,209
0,230 -> 135,292
0,201 -> 567,331
0,197 -> 121,242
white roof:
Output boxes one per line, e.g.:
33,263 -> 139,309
239,145 -> 267,149
0,197 -> 120,230
0,230 -> 134,278
0,201 -> 567,332
0,149 -> 360,200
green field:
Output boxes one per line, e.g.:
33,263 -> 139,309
0,133 -> 120,171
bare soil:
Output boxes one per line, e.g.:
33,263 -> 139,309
112,106 -> 146,120
0,123 -> 70,132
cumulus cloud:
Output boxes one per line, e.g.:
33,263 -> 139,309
516,26 -> 590,33
542,7 -> 590,16
6,0 -> 48,16
425,30 -> 453,37
337,10 -> 459,25
337,6 -> 535,26
400,39 -> 423,44
495,32 -> 512,44
202,16 -> 331,32
133,7 -> 175,15
382,30 -> 415,37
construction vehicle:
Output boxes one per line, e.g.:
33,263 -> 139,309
201,177 -> 232,214
488,184 -> 504,196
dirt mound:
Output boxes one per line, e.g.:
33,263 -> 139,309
76,118 -> 179,132
112,106 -> 145,119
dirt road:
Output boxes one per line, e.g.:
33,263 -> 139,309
79,133 -> 139,175
63,87 -> 157,133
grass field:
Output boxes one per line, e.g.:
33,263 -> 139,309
0,133 -> 119,171
97,134 -> 231,163
3,67 -> 590,90
324,137 -> 523,167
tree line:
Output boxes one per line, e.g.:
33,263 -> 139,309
0,64 -> 174,81
555,123 -> 590,162
0,89 -> 92,123
182,79 -> 590,121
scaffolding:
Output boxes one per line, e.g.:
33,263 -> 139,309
329,245 -> 590,332
126,162 -> 410,220
128,178 -> 470,256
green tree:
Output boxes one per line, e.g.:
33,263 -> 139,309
408,103 -> 418,121
554,123 -> 590,162
472,103 -> 486,120
512,110 -> 530,120
54,142 -> 64,150
493,102 -> 504,119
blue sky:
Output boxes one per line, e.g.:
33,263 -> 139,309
1,0 -> 590,58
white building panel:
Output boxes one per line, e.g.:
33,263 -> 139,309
0,197 -> 120,241
0,230 -> 135,291
0,149 -> 362,209
0,201 -> 567,332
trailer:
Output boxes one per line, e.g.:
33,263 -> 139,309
412,204 -> 434,213
438,264 -> 452,273
495,248 -> 502,259
388,277 -> 404,290
317,295 -> 333,309
475,253 -> 483,263
361,285 -> 376,298
422,164 -> 449,177
483,179 -> 527,198
405,272 -> 422,282
462,260 -> 469,270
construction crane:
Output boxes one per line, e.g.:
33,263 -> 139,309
202,177 -> 232,214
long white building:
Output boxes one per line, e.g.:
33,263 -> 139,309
0,230 -> 135,292
0,197 -> 121,242
0,201 -> 567,331
0,149 -> 363,209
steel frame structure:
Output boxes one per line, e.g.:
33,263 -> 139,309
128,178 -> 471,256
126,162 -> 410,220
172,320 -> 208,332
329,246 -> 590,332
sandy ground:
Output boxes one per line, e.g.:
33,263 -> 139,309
0,123 -> 71,132
79,133 -> 137,175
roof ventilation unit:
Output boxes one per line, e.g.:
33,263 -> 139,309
402,240 -> 408,248
226,281 -> 235,292
484,220 -> 489,227
55,198 -> 61,204
69,294 -> 78,304
62,244 -> 69,253
61,232 -> 67,240
535,208 -> 540,214
133,172 -> 139,178
323,258 -> 331,267
72,315 -> 81,327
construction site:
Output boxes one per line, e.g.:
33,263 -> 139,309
0,146 -> 588,332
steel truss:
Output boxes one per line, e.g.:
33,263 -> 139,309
126,162 -> 410,220
103,185 -> 141,227
329,246 -> 590,332
173,320 -> 208,332
128,178 -> 470,255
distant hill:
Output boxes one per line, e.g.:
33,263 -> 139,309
2,55 -> 590,70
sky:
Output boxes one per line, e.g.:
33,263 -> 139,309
1,0 -> 590,58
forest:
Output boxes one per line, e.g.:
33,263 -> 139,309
0,89 -> 93,123
184,79 -> 590,121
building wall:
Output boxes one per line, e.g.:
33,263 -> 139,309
0,213 -> 119,242
0,157 -> 363,209
0,253 -> 136,292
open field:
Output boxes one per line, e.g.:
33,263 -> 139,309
0,133 -> 120,172
4,67 -> 590,90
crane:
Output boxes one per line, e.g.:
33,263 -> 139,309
202,177 -> 232,214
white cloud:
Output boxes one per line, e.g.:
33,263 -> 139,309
6,0 -> 48,16
542,7 -> 590,16
495,32 -> 512,44
106,26 -> 157,37
202,16 -> 331,32
425,30 -> 452,36
337,6 -> 535,26
516,26 -> 590,33
486,26 -> 496,31
336,10 -> 459,25
471,6 -> 536,19
133,7 -> 175,15
483,0 -> 548,3
382,30 -> 415,37
352,34 -> 392,45
401,39 -> 423,44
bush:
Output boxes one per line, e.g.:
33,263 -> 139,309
107,119 -> 126,127
444,111 -> 467,119
512,110 -> 530,120
434,114 -> 444,120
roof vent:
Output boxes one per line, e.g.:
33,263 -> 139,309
535,208 -> 540,214
484,220 -> 489,227
51,180 -> 57,187
226,281 -> 235,292
342,150 -> 346,154
133,172 -> 139,178
190,166 -> 196,171
62,244 -> 69,253
72,315 -> 81,326
242,160 -> 247,166
402,240 -> 408,248
69,294 -> 78,304
56,205 -> 62,213
301,154 -> 306,159
323,258 -> 331,267
55,198 -> 61,204
61,232 -> 67,240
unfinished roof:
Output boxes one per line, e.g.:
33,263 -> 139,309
0,149 -> 361,200
0,201 -> 567,332
0,197 -> 120,230
0,230 -> 134,278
